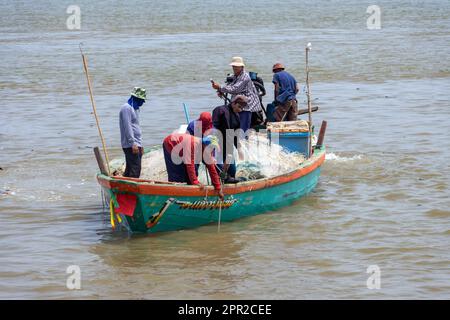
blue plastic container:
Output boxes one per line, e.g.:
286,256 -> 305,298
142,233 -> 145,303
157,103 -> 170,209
268,131 -> 310,157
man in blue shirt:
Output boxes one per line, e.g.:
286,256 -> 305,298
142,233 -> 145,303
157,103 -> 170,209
119,87 -> 146,178
272,63 -> 299,122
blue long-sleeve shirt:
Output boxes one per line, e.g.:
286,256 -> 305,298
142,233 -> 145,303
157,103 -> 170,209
119,103 -> 142,148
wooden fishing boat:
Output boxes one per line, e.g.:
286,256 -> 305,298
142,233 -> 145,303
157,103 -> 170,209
96,134 -> 326,234
82,41 -> 324,234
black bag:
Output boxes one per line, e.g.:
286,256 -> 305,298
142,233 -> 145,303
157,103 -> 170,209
251,110 -> 265,127
249,72 -> 266,128
249,72 -> 266,100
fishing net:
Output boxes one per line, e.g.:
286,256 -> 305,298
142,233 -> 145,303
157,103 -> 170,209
114,132 -> 306,183
233,133 -> 306,181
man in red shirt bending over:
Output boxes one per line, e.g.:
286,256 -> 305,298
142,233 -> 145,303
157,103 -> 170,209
163,133 -> 224,200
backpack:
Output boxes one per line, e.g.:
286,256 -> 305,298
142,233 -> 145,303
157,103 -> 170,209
249,72 -> 266,127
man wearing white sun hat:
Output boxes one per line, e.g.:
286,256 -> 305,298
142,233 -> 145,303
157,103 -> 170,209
211,57 -> 262,134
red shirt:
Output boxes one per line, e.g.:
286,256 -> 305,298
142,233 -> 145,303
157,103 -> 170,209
163,133 -> 221,190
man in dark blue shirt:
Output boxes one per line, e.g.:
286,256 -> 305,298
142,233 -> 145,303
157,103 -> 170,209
272,63 -> 299,121
211,95 -> 246,183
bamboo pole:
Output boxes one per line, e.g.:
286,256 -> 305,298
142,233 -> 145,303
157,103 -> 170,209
305,43 -> 313,158
79,44 -> 111,175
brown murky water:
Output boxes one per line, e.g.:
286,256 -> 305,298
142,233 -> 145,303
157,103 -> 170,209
0,0 -> 449,299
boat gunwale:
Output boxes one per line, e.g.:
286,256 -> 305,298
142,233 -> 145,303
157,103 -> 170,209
97,146 -> 325,196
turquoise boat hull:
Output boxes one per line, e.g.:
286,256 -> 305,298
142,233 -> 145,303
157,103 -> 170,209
98,146 -> 325,234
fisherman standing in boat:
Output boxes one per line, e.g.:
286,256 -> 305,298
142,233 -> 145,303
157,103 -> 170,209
212,95 -> 247,184
272,63 -> 299,122
211,57 -> 261,134
119,87 -> 146,178
162,133 -> 224,200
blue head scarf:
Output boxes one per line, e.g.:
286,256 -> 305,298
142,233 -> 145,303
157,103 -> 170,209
128,96 -> 145,110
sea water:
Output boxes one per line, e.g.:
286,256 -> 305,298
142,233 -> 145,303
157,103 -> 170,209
1,0 -> 449,299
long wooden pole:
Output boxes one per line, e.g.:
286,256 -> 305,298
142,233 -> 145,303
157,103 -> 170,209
80,44 -> 111,175
305,43 -> 313,158
298,106 -> 318,115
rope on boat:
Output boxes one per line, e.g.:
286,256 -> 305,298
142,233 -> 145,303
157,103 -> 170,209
176,199 -> 236,210
101,188 -> 105,212
218,179 -> 224,233
108,193 -> 122,230
218,199 -> 222,233
109,199 -> 116,229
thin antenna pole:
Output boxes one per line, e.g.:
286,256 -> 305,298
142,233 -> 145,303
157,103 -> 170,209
305,43 -> 313,158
